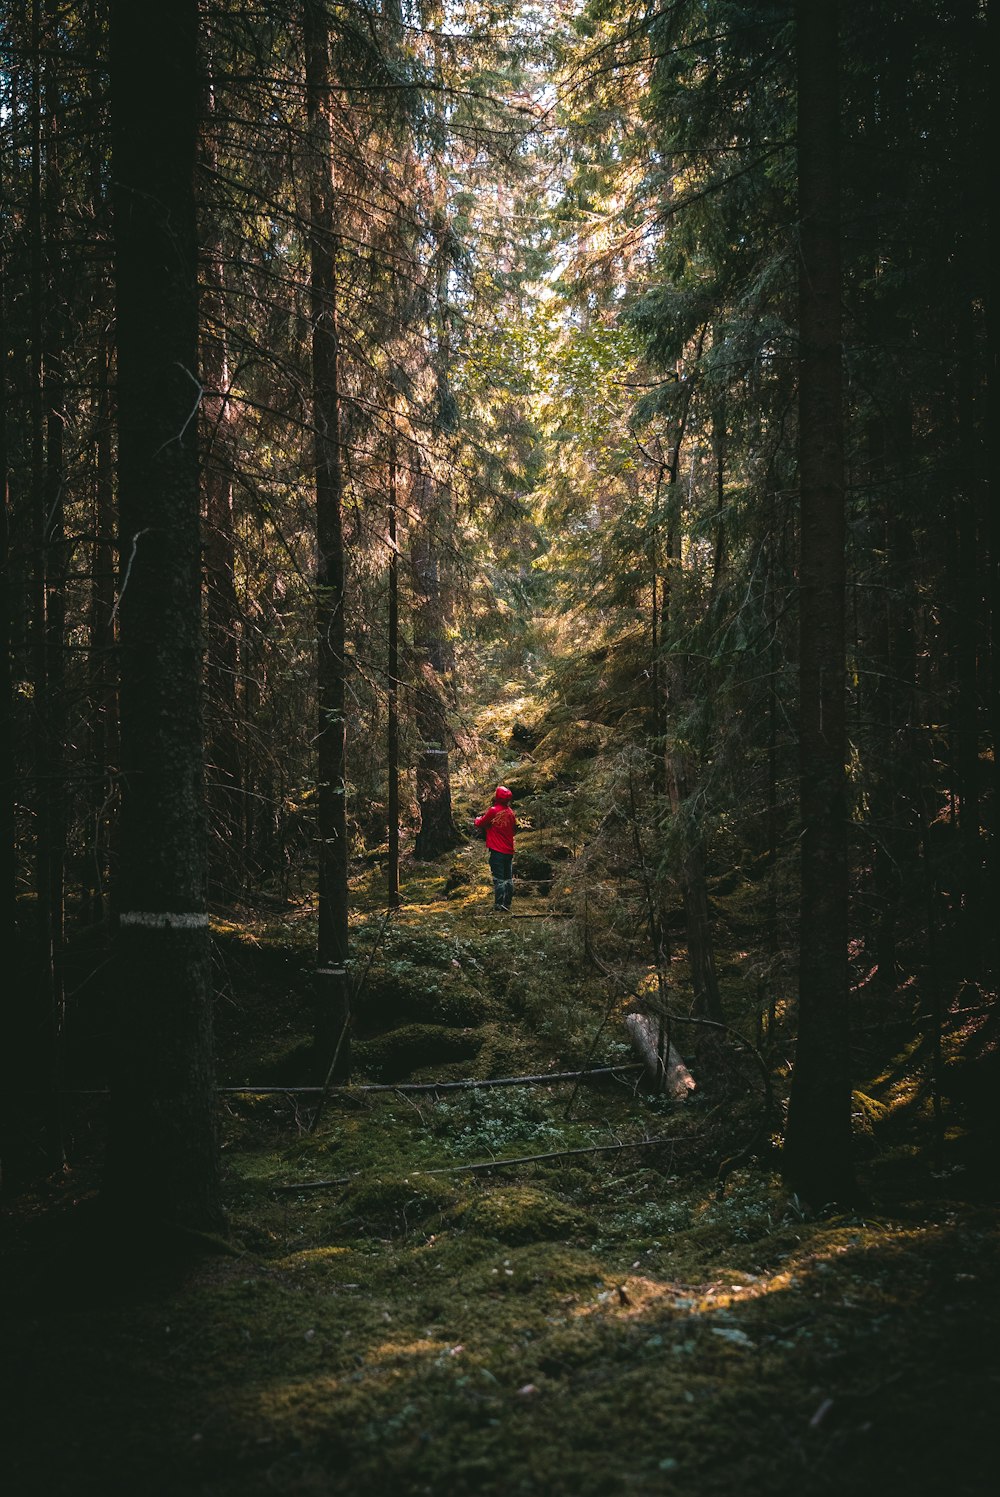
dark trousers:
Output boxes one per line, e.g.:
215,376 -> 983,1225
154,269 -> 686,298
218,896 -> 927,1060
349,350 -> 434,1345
488,850 -> 514,910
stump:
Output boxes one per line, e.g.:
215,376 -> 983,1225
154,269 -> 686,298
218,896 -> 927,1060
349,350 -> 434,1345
625,1013 -> 697,1099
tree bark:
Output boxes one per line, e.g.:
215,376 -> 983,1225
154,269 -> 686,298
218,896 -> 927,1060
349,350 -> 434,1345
410,467 -> 460,860
106,0 -> 223,1231
783,0 -> 855,1204
87,332 -> 118,923
387,436 -> 401,907
624,1013 -> 696,1099
201,48 -> 242,902
657,339 -> 723,1022
0,274 -> 14,955
304,0 -> 350,1078
25,0 -> 63,1173
83,5 -> 117,926
42,35 -> 66,1128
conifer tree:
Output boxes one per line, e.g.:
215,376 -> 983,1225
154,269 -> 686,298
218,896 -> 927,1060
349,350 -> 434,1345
106,0 -> 222,1230
782,0 -> 855,1203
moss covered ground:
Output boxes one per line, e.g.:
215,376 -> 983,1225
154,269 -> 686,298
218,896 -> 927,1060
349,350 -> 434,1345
3,849 -> 998,1496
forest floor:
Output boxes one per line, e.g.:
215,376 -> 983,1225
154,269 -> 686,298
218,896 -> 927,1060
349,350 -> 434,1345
2,835 -> 998,1496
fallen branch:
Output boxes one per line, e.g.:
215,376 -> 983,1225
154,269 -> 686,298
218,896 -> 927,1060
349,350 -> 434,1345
25,1065 -> 642,1101
229,1065 -> 641,1096
272,1131 -> 690,1192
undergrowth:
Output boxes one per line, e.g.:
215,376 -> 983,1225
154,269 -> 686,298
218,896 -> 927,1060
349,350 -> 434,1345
3,880 -> 997,1497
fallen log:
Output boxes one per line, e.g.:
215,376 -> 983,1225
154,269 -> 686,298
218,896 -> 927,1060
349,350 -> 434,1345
624,1013 -> 697,1099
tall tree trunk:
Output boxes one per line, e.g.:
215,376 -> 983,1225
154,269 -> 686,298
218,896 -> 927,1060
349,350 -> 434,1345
0,34 -> 39,1194
763,508 -> 780,1043
87,332 -> 117,923
0,267 -> 24,1194
410,467 -> 460,860
870,411 -> 916,990
387,435 -> 400,908
25,0 -> 62,1173
411,198 -> 460,863
783,0 -> 855,1204
84,2 -> 117,926
953,269 -> 983,974
42,36 -> 66,1140
659,335 -> 722,1020
950,0 -> 988,978
304,0 -> 350,1079
201,51 -> 242,902
106,0 -> 223,1231
987,0 -> 1000,984
0,278 -> 14,954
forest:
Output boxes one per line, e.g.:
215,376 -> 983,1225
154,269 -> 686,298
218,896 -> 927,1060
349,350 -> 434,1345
0,1 -> 996,1493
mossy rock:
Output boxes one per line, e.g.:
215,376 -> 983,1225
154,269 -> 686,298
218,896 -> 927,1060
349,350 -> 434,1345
353,1023 -> 483,1081
508,719 -> 539,751
515,850 -> 554,894
471,1023 -> 538,1079
852,1089 -> 890,1128
852,1089 -> 891,1155
354,968 -> 491,1033
443,860 -> 474,897
543,843 -> 573,862
454,1185 -> 587,1244
244,1039 -> 315,1087
343,1171 -> 457,1232
534,720 -> 608,766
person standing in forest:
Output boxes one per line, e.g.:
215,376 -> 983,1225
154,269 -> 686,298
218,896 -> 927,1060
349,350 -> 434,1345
475,785 -> 516,913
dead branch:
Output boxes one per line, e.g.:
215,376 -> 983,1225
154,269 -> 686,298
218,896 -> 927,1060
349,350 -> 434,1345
272,1130 -> 694,1192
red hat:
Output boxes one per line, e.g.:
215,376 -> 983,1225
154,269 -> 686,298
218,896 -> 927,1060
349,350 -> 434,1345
494,785 -> 513,802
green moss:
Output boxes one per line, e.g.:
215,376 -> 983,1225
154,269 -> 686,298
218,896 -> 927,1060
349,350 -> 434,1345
340,1172 -> 459,1232
353,1023 -> 483,1081
7,888 -> 999,1497
354,967 -> 493,1033
453,1185 -> 586,1244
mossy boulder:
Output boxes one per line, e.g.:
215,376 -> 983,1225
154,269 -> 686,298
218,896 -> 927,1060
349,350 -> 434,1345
508,719 -> 539,751
353,1023 -> 483,1081
534,719 -> 607,765
354,966 -> 491,1033
455,1185 -> 586,1244
443,861 -> 474,897
852,1089 -> 891,1155
342,1171 -> 457,1232
515,850 -> 555,895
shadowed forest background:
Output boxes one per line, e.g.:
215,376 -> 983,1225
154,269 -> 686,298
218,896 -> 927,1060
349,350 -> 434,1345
1,2 -> 996,1494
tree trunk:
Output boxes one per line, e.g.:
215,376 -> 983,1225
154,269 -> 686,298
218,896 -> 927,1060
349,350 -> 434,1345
953,273 -> 983,974
783,0 -> 855,1205
201,53 -> 242,902
83,9 -> 117,926
657,344 -> 723,1022
304,0 -> 350,1079
624,1013 -> 696,1099
387,437 -> 401,908
0,275 -> 14,954
87,332 -> 117,923
987,0 -> 1000,984
106,0 -> 223,1232
0,264 -> 24,1195
42,39 -> 66,1134
410,468 -> 460,860
25,0 -> 63,1174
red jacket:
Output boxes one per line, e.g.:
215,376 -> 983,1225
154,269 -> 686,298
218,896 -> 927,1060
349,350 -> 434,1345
475,803 -> 516,854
